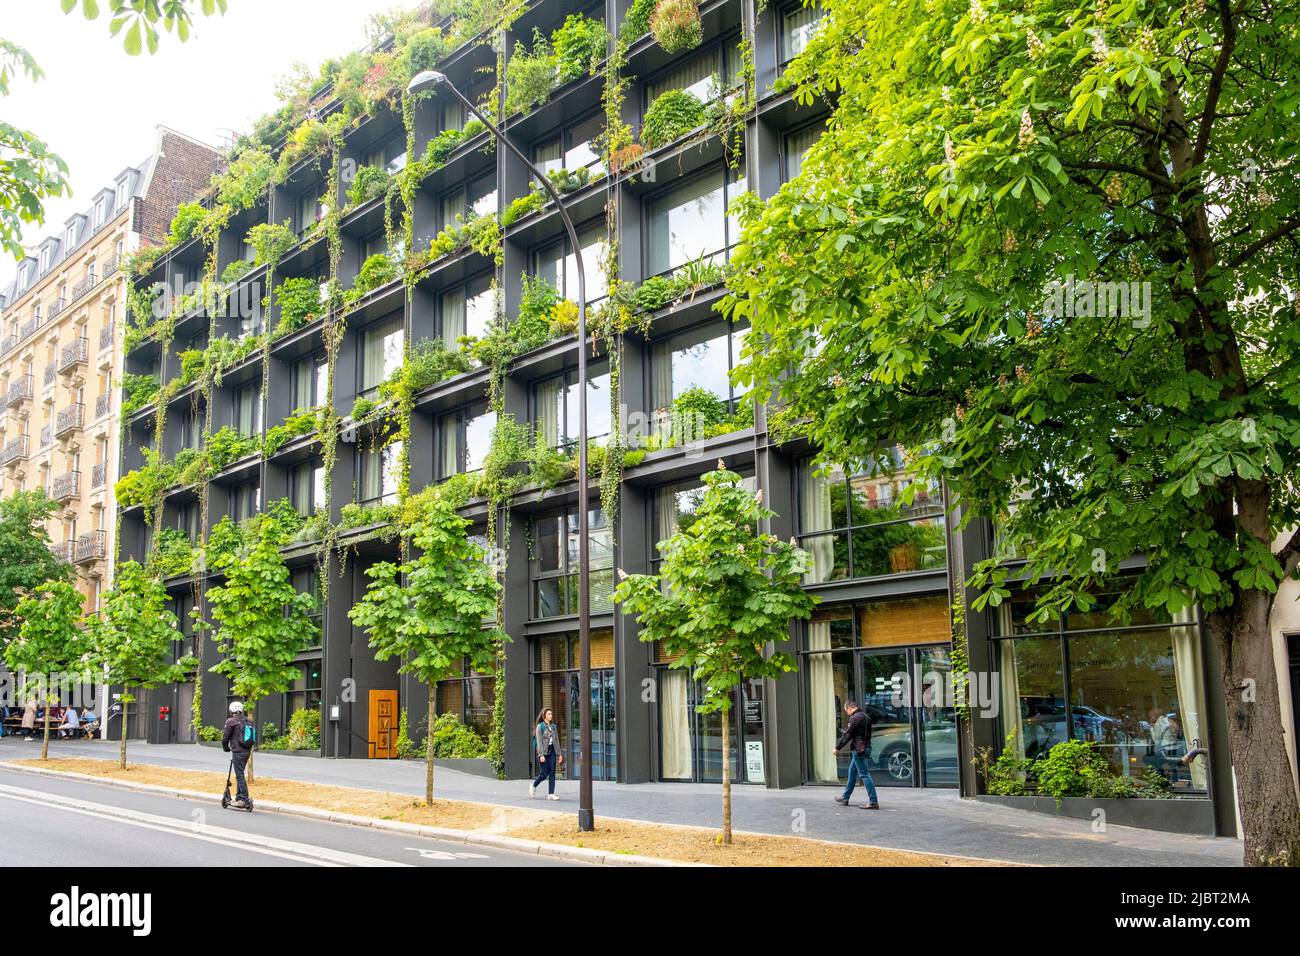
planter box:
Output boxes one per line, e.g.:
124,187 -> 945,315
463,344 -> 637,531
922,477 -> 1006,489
976,794 -> 1217,835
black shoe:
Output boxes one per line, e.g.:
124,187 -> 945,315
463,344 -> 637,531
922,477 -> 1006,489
833,797 -> 849,805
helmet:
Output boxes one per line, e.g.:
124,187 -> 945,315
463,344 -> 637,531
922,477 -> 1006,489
229,701 -> 244,714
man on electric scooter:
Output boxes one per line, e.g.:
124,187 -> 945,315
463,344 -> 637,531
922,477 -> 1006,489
221,701 -> 255,809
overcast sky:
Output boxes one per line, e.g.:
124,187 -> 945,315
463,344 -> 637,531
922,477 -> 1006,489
2,0 -> 403,286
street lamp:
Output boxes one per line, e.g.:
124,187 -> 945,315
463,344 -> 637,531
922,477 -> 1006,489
407,71 -> 595,831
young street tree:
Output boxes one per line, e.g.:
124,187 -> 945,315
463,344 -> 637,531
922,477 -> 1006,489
614,464 -> 817,844
6,581 -> 89,760
89,561 -> 193,769
724,0 -> 1300,864
349,491 -> 505,805
0,490 -> 72,652
2,2 -> 226,255
208,521 -> 318,782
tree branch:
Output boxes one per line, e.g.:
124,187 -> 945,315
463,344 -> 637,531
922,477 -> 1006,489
1193,0 -> 1239,165
1227,215 -> 1300,269
1275,525 -> 1300,577
1063,160 -> 1174,190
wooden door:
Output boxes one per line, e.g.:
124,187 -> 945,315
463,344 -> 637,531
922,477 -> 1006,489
368,690 -> 398,758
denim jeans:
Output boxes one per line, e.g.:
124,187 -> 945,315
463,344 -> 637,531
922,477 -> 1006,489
532,746 -> 558,794
842,748 -> 879,805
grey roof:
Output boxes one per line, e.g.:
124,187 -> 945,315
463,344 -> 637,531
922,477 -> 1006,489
0,155 -> 153,311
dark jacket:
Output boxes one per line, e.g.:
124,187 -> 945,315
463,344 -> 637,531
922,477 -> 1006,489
222,715 -> 253,754
835,707 -> 873,753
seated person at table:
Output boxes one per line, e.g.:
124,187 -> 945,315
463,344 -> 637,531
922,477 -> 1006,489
58,706 -> 80,739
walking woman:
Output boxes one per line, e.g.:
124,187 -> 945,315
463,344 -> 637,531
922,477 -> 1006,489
20,696 -> 38,740
529,708 -> 563,800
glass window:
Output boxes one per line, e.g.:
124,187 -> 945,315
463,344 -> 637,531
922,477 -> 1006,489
438,274 -> 494,346
532,224 -> 608,305
784,123 -> 823,181
359,441 -> 402,504
230,481 -> 260,523
530,630 -> 617,780
645,46 -> 724,105
437,403 -> 495,478
284,658 -> 322,723
233,382 -> 262,437
995,598 -> 1208,793
649,321 -> 750,435
530,506 -> 613,618
780,3 -> 824,64
365,134 -> 407,176
797,452 -> 946,583
437,658 -> 496,741
290,459 -> 325,515
532,112 -> 606,180
360,314 -> 403,393
440,185 -> 467,231
644,165 -> 747,277
293,353 -> 327,410
531,361 -> 611,450
297,186 -> 324,233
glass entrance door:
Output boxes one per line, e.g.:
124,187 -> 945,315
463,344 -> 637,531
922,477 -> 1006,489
916,646 -> 959,786
563,668 -> 616,781
857,651 -> 912,786
853,646 -> 957,788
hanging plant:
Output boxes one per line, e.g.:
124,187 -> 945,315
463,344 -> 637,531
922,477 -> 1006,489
650,0 -> 703,54
641,88 -> 707,148
553,13 -> 608,83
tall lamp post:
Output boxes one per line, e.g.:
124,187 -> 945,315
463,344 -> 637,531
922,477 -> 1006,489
407,71 -> 595,831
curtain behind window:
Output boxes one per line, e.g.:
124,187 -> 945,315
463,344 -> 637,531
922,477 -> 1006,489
646,48 -> 721,105
801,463 -> 836,583
535,377 -> 562,447
660,670 -> 691,779
363,317 -> 402,391
806,615 -> 839,782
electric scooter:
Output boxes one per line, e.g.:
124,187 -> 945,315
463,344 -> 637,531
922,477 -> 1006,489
220,756 -> 254,812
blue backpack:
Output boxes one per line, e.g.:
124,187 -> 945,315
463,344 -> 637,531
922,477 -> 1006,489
239,719 -> 256,748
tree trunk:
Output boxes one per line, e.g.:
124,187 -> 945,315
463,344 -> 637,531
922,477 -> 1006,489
246,701 -> 256,786
1206,589 -> 1300,866
425,683 -> 435,806
120,697 -> 128,770
721,705 -> 732,845
41,705 -> 50,761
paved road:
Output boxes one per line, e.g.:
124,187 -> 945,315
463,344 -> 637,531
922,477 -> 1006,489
0,738 -> 1241,866
0,766 -> 579,867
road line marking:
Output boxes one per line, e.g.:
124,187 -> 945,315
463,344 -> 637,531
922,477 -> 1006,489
0,783 -> 411,867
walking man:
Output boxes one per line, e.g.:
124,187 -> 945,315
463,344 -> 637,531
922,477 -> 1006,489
833,700 -> 879,809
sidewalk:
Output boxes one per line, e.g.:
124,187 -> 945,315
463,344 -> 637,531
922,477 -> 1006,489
0,738 -> 1241,866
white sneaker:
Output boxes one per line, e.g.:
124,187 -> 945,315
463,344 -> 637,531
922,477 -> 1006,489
528,783 -> 535,798
547,794 -> 559,801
